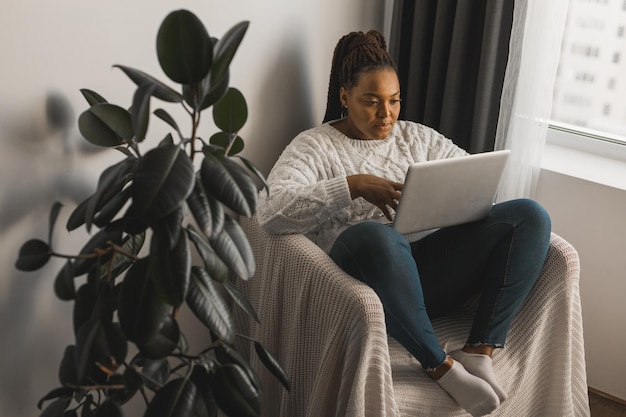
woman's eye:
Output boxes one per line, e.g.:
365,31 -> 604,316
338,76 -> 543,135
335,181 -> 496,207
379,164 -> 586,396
366,101 -> 378,105
391,99 -> 401,105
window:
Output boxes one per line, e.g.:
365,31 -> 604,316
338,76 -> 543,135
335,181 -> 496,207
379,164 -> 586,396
551,0 -> 626,143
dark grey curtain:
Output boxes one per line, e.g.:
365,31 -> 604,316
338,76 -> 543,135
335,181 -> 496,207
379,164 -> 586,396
389,0 -> 514,153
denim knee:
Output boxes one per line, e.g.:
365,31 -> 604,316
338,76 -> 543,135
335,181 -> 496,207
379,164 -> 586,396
333,221 -> 408,257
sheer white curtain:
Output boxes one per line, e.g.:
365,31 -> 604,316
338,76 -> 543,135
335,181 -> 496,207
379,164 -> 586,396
495,0 -> 570,201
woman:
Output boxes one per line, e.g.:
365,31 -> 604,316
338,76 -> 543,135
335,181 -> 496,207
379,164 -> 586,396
257,30 -> 551,417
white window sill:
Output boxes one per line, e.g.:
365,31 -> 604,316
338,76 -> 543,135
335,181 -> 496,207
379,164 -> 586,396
541,126 -> 626,191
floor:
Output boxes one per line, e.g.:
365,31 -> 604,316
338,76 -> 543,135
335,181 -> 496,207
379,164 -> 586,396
590,391 -> 626,417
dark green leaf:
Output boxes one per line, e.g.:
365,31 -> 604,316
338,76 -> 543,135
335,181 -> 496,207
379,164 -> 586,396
222,279 -> 258,323
114,65 -> 183,102
94,400 -> 123,417
131,83 -> 156,142
187,178 -> 225,239
159,132 -> 175,147
154,108 -> 183,139
58,345 -> 78,386
137,313 -> 179,359
67,197 -> 91,232
73,284 -> 97,336
190,366 -> 218,417
187,266 -> 234,343
37,387 -> 74,410
149,228 -> 190,307
210,216 -> 255,280
131,144 -> 194,221
209,132 -> 244,156
136,356 -> 171,390
200,151 -> 257,217
213,363 -> 260,417
106,368 -> 142,405
118,258 -> 173,345
73,221 -> 124,277
151,205 -> 183,251
79,103 -> 134,147
48,201 -> 63,243
93,186 -> 132,228
15,239 -> 51,271
80,89 -> 108,106
54,260 -> 75,301
217,344 -> 261,392
39,394 -> 72,417
186,226 -> 228,282
99,232 -> 145,282
210,21 -> 249,90
157,10 -> 213,84
238,156 -> 269,197
254,341 -> 291,391
85,157 -> 135,232
75,317 -> 127,382
144,378 -> 196,417
213,88 -> 247,133
194,70 -> 230,110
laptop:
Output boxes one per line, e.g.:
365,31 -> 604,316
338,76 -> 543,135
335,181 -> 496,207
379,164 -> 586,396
392,150 -> 510,237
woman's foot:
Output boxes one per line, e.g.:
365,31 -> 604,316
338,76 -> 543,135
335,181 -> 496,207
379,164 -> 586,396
429,357 -> 500,417
450,349 -> 508,403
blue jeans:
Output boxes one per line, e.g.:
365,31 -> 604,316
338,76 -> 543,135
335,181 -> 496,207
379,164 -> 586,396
329,199 -> 552,370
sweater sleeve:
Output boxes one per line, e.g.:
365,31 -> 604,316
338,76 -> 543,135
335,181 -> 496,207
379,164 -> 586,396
257,132 -> 353,235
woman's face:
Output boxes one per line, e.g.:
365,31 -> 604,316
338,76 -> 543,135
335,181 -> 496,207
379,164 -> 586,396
340,68 -> 401,140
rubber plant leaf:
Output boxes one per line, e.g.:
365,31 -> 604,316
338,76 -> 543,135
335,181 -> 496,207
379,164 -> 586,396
222,279 -> 259,324
187,266 -> 234,344
78,103 -> 134,147
118,258 -> 173,345
131,144 -> 194,221
187,177 -> 226,239
54,260 -> 75,301
186,226 -> 228,283
94,400 -> 123,417
254,341 -> 291,391
213,363 -> 261,417
209,216 -> 255,280
213,87 -> 247,133
209,131 -> 244,156
200,151 -> 257,217
210,21 -> 249,90
48,201 -> 63,243
80,88 -> 108,106
114,65 -> 183,103
157,9 -> 213,84
39,394 -> 72,417
149,227 -> 190,307
154,108 -> 184,139
131,83 -> 156,142
144,378 -> 197,417
15,239 -> 50,271
72,221 -> 124,277
137,313 -> 180,360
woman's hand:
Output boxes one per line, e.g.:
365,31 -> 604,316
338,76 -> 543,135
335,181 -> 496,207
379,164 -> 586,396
347,174 -> 403,221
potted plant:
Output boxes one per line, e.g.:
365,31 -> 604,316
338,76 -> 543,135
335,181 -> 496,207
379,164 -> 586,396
14,9 -> 288,417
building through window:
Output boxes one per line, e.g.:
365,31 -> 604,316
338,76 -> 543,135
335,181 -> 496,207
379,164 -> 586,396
551,0 -> 626,140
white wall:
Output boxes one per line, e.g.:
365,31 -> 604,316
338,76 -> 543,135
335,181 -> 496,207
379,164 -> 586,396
0,1 -> 386,416
534,167 -> 626,400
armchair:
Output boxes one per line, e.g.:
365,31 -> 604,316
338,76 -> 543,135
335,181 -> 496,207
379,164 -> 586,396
234,215 -> 590,416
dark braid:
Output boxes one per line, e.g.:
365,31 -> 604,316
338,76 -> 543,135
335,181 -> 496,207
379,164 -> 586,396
322,30 -> 398,123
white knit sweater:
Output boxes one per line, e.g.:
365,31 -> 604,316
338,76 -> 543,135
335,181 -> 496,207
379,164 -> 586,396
257,120 -> 467,253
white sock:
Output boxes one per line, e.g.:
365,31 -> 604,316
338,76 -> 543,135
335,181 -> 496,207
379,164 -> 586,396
450,349 -> 508,403
436,359 -> 500,417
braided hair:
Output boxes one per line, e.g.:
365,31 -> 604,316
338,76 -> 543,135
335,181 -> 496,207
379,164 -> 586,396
322,30 -> 398,123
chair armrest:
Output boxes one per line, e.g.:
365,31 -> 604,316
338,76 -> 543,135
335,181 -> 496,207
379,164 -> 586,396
236,216 -> 399,417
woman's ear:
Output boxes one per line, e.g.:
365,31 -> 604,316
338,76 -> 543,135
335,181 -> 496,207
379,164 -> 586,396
339,86 -> 349,108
